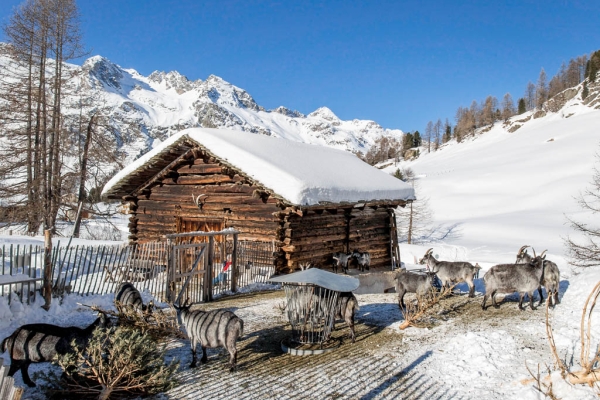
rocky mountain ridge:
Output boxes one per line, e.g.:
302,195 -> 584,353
46,52 -> 404,165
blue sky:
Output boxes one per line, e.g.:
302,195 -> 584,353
1,0 -> 598,132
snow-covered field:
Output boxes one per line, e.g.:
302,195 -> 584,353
1,99 -> 600,399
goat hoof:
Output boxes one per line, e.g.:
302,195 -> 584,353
493,304 -> 500,309
190,362 -> 197,368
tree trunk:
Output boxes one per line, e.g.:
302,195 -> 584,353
72,115 -> 95,238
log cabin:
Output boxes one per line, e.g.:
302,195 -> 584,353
102,128 -> 415,273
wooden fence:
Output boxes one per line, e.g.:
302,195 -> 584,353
0,359 -> 23,400
0,238 -> 276,305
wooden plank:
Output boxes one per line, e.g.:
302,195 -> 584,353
169,175 -> 235,185
150,183 -> 255,195
177,163 -> 223,174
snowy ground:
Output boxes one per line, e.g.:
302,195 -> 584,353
1,241 -> 597,399
1,104 -> 600,399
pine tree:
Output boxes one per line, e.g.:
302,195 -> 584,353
402,132 -> 414,154
582,81 -> 589,100
517,98 -> 526,114
588,51 -> 600,82
413,130 -> 421,147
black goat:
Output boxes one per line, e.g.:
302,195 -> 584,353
1,312 -> 107,387
115,282 -> 153,313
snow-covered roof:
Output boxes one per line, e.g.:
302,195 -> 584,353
269,268 -> 360,292
102,128 -> 415,206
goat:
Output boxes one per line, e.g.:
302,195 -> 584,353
1,312 -> 108,387
515,247 -> 561,307
174,301 -> 244,371
351,250 -> 371,272
482,249 -> 546,310
419,248 -> 481,297
395,269 -> 435,309
332,252 -> 351,274
114,282 -> 153,313
332,292 -> 359,343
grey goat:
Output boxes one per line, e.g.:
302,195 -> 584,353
115,282 -> 153,313
395,269 -> 435,309
174,301 -> 244,371
419,248 -> 481,297
352,250 -> 371,272
482,249 -> 546,310
1,312 -> 107,387
515,246 -> 561,307
329,292 -> 360,343
332,252 -> 351,274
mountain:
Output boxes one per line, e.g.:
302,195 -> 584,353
43,53 -> 404,165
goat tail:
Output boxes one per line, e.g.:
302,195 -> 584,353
1,336 -> 9,352
237,318 -> 244,338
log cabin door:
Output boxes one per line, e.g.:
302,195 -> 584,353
170,218 -> 226,303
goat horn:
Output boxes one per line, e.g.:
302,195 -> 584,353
517,245 -> 529,255
425,248 -> 433,256
532,248 -> 537,258
540,250 -> 547,258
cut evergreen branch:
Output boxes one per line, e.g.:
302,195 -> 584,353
41,326 -> 179,399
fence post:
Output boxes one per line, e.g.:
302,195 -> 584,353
42,230 -> 52,310
231,233 -> 238,293
206,236 -> 214,302
166,238 -> 174,303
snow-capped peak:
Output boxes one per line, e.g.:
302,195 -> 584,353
308,107 -> 340,121
148,70 -> 196,94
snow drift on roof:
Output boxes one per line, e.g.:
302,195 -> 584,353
102,128 -> 415,206
269,268 -> 360,292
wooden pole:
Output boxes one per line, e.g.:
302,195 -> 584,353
231,233 -> 238,293
42,229 -> 52,310
207,236 -> 214,302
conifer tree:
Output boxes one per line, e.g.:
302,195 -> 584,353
413,130 -> 421,147
517,98 -> 526,114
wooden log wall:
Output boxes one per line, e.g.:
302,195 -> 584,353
280,207 -> 394,272
127,157 -> 281,243
122,145 -> 400,275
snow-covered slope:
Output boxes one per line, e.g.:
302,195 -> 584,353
389,84 -> 600,264
0,47 -> 403,164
